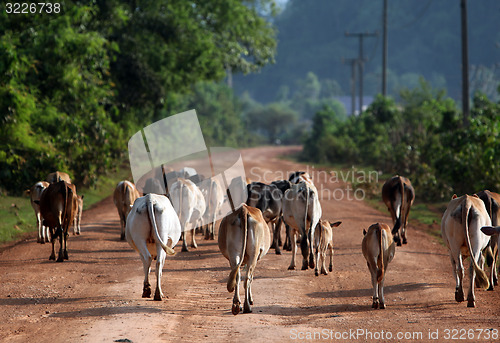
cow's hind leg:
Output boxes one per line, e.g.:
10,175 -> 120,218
283,224 -> 292,251
154,248 -> 166,301
56,227 -> 65,262
120,214 -> 126,240
231,266 -> 242,315
450,253 -> 465,302
369,262 -> 379,309
63,231 -> 69,260
181,232 -> 189,252
328,244 -> 334,273
244,264 -> 255,313
49,230 -> 56,260
140,251 -> 153,298
300,234 -> 309,270
288,231 -> 297,270
378,278 -> 386,309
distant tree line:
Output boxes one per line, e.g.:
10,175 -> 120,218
0,0 -> 277,194
302,79 -> 500,201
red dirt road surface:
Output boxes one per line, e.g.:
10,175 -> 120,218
1,146 -> 499,342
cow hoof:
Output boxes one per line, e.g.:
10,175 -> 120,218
49,255 -> 55,261
487,285 -> 494,291
64,252 -> 69,260
232,303 -> 241,315
120,233 -> 125,241
210,234 -> 215,240
191,245 -> 198,249
153,290 -> 163,301
396,241 -> 402,247
455,290 -> 464,302
275,249 -> 282,255
321,269 -> 328,275
379,302 -> 386,309
402,238 -> 407,244
243,306 -> 252,314
314,270 -> 319,276
372,301 -> 379,309
270,242 -> 277,249
329,266 -> 333,272
56,257 -> 64,262
142,287 -> 152,298
40,240 -> 45,245
288,265 -> 295,270
301,262 -> 308,270
181,246 -> 189,252
467,300 -> 475,308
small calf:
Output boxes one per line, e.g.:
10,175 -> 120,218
314,220 -> 341,276
362,223 -> 395,309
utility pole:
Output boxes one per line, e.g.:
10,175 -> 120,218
460,0 -> 470,127
382,0 -> 388,96
342,58 -> 358,115
345,31 -> 378,113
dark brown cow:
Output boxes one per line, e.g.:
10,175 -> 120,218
382,175 -> 415,246
37,181 -> 78,262
476,190 -> 500,290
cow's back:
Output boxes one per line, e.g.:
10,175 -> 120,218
46,171 -> 71,184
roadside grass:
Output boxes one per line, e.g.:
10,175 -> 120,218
0,163 -> 132,245
280,149 -> 445,243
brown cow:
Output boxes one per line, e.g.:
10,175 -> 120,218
27,181 -> 50,243
362,223 -> 396,309
314,220 -> 341,276
475,190 -> 500,290
113,180 -> 141,240
37,181 -> 78,262
382,175 -> 415,246
218,204 -> 270,315
46,171 -> 71,184
441,194 -> 491,307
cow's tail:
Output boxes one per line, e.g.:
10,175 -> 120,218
376,226 -> 384,283
227,206 -> 248,293
462,196 -> 489,290
57,183 -> 69,237
392,178 -> 403,235
147,197 -> 176,256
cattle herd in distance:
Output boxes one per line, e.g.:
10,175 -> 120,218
27,169 -> 500,313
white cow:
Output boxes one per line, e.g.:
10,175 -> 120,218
282,181 -> 322,271
362,223 -> 395,309
169,178 -> 206,252
218,204 -> 270,314
28,181 -> 50,243
126,193 -> 181,301
199,178 -> 224,240
441,194 -> 491,307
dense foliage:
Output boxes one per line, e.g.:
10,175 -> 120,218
0,0 -> 276,194
302,80 -> 500,201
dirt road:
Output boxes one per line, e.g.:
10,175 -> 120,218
1,146 -> 499,342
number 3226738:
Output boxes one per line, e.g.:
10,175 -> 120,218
5,3 -> 61,14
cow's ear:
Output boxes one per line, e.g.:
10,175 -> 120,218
452,194 -> 458,199
34,200 -> 40,205
473,194 -> 479,198
363,229 -> 367,236
330,221 -> 342,228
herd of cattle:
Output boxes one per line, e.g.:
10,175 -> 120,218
26,169 -> 500,313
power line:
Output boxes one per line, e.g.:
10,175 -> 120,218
345,31 -> 378,113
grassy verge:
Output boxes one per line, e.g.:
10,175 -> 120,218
0,163 -> 132,245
